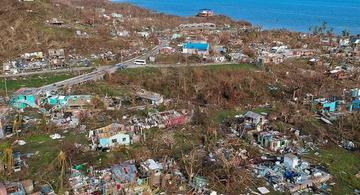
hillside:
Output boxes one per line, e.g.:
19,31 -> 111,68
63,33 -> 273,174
0,0 -> 251,63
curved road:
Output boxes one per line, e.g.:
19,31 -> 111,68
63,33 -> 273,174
35,39 -> 167,94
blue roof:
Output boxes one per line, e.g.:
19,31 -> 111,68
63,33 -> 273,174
183,42 -> 209,51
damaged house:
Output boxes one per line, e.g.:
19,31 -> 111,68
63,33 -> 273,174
257,131 -> 289,152
349,88 -> 360,112
313,98 -> 338,113
136,89 -> 164,106
89,123 -> 134,150
48,49 -> 65,67
254,153 -> 332,193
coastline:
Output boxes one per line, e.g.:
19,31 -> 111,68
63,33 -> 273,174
113,0 -> 360,35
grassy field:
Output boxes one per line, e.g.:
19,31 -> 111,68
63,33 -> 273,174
0,73 -> 76,95
212,106 -> 272,124
305,146 -> 360,194
204,63 -> 257,71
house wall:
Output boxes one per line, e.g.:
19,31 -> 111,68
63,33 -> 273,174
99,133 -> 131,148
352,99 -> 360,110
165,115 -> 186,127
11,95 -> 37,109
322,102 -> 336,112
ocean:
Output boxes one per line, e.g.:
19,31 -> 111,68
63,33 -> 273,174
113,0 -> 360,34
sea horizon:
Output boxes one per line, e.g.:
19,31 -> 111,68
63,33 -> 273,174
113,0 -> 360,35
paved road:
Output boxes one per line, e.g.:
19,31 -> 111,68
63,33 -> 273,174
34,39 -> 239,94
35,39 -> 167,94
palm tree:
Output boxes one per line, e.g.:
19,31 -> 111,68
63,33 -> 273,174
3,147 -> 13,176
13,113 -> 22,138
57,151 -> 67,194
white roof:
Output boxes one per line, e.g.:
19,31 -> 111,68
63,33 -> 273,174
142,159 -> 163,171
257,187 -> 270,194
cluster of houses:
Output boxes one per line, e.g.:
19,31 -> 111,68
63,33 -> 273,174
256,42 -> 318,66
253,153 -> 331,193
2,49 -> 75,75
312,88 -> 360,115
89,109 -> 190,150
221,110 -> 333,193
68,158 -> 213,194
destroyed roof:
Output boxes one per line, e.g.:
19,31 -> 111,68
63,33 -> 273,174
244,111 -> 263,119
284,153 -> 298,160
111,162 -> 138,183
0,183 -> 6,195
66,95 -> 92,106
95,123 -> 127,138
136,89 -> 163,101
12,88 -> 38,96
141,159 -> 163,171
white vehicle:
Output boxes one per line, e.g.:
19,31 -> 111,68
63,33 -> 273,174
134,59 -> 147,65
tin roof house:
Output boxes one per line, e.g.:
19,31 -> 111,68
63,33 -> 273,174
89,123 -> 132,149
313,98 -> 338,113
182,42 -> 209,56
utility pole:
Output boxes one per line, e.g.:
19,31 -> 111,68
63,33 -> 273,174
4,77 -> 8,99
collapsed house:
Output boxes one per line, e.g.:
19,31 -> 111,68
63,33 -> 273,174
177,23 -> 216,31
223,111 -> 268,138
10,88 -> 42,111
254,153 -> 331,193
313,98 -> 338,113
136,89 -> 164,106
69,159 -> 186,194
3,52 -> 47,74
48,18 -> 65,26
147,110 -> 188,128
257,131 -> 289,152
10,89 -> 93,112
139,159 -> 164,186
48,48 -> 66,67
0,180 -> 34,195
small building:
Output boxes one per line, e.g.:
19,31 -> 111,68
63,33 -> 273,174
64,95 -> 93,110
48,49 -> 65,59
111,162 -> 138,184
140,159 -> 163,186
257,131 -> 289,152
136,89 -> 164,106
89,123 -> 131,149
2,182 -> 26,195
350,99 -> 360,112
98,132 -> 130,148
10,88 -> 39,110
159,47 -> 174,55
158,110 -> 186,127
244,111 -> 266,126
351,88 -> 360,98
137,31 -> 150,39
284,153 -> 299,169
182,42 -> 209,56
48,49 -> 65,66
313,99 -> 337,113
49,18 -> 65,26
111,13 -> 123,19
177,23 -> 216,31
197,9 -> 214,17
